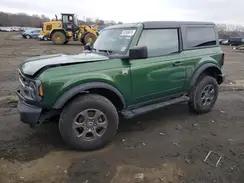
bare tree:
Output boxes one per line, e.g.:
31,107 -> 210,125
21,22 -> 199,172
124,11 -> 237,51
217,24 -> 244,39
0,12 -> 49,27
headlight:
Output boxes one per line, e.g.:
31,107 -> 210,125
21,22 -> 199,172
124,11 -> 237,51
29,81 -> 37,99
28,80 -> 43,100
19,71 -> 43,101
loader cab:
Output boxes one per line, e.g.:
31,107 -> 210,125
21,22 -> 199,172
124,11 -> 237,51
62,13 -> 79,31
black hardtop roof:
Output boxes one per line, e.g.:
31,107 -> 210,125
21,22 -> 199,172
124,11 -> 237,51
105,21 -> 215,29
143,21 -> 215,28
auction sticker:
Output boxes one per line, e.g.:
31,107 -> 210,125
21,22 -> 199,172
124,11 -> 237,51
120,30 -> 136,37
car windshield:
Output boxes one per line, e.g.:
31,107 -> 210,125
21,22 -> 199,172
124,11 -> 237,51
93,28 -> 137,54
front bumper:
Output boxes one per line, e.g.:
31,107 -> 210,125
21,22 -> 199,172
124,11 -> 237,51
17,91 -> 42,127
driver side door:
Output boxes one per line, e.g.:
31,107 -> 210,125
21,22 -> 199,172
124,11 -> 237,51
130,28 -> 186,104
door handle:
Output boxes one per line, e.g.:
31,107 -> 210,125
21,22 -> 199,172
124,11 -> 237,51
173,61 -> 182,67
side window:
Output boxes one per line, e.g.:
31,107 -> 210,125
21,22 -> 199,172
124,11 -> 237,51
63,15 -> 68,24
138,29 -> 179,57
185,27 -> 217,49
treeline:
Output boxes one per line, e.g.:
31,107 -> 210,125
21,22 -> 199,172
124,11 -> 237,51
0,12 -> 120,28
0,12 -> 50,27
1,11 -> 244,38
217,24 -> 244,39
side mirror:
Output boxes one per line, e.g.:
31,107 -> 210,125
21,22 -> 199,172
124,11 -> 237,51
129,46 -> 148,59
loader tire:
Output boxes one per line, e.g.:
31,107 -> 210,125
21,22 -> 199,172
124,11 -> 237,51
52,31 -> 66,45
82,33 -> 97,45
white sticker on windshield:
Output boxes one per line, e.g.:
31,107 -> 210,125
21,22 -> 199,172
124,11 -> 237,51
120,30 -> 136,37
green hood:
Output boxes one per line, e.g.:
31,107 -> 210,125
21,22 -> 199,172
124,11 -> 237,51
21,53 -> 109,76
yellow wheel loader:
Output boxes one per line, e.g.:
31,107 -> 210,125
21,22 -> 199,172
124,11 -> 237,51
40,13 -> 98,45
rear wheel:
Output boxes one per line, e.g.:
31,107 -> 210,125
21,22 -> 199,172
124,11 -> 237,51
51,31 -> 66,45
188,75 -> 219,114
82,33 -> 97,45
25,35 -> 31,39
59,94 -> 119,150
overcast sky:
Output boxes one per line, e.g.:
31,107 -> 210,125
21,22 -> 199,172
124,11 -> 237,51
0,0 -> 243,25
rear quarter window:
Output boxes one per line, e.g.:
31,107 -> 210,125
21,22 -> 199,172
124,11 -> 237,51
184,27 -> 217,49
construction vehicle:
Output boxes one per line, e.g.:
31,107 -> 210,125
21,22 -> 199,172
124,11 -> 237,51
40,13 -> 98,45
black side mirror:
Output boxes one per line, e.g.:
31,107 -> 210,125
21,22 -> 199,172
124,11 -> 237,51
129,46 -> 148,59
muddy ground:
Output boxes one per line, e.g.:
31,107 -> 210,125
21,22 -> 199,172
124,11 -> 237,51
0,32 -> 244,183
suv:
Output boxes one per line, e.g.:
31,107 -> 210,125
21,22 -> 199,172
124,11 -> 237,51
17,21 -> 224,150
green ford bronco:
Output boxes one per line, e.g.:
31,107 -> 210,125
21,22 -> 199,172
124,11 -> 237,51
17,21 -> 224,150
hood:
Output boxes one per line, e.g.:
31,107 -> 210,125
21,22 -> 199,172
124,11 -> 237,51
20,53 -> 109,76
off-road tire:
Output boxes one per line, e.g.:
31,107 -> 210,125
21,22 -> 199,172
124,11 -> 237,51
59,94 -> 119,150
188,75 -> 219,114
51,31 -> 66,45
82,33 -> 97,45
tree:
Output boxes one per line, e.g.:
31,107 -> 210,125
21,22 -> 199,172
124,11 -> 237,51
0,11 -> 49,27
217,24 -> 244,39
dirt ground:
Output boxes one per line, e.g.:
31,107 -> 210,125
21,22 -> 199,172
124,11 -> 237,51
0,32 -> 244,183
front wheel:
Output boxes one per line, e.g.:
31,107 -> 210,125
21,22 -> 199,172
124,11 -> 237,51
51,31 -> 66,45
82,33 -> 97,45
59,94 -> 119,150
188,75 -> 219,114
